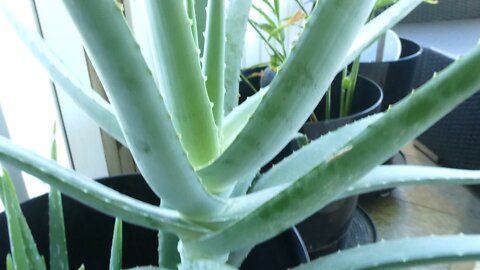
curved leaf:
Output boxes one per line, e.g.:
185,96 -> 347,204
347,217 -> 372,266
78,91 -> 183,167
0,136 -> 209,238
293,235 -> 480,270
340,165 -> 480,199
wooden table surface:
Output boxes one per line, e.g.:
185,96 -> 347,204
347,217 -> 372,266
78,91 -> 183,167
359,142 -> 480,269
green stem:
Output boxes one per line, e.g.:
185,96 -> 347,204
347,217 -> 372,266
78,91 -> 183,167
240,73 -> 258,93
295,0 -> 309,15
249,19 -> 286,62
325,85 -> 331,120
344,56 -> 361,116
340,68 -> 348,117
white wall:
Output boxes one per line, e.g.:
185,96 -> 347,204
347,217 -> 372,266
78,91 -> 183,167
0,0 -> 110,210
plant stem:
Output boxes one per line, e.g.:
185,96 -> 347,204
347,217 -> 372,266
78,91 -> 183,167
325,85 -> 331,120
344,55 -> 361,116
240,73 -> 258,93
248,19 -> 286,62
340,68 -> 348,117
295,0 -> 309,15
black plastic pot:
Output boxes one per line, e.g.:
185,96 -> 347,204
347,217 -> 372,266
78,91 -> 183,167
295,74 -> 383,259
0,175 -> 308,269
359,38 -> 422,111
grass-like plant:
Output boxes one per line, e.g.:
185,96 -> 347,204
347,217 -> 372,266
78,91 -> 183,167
1,0 -> 480,269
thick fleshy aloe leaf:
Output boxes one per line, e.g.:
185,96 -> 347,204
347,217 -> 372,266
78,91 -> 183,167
203,0 -> 226,127
199,0 -> 377,193
343,0 -> 423,67
339,165 -> 480,199
0,169 -> 46,270
144,0 -> 220,167
293,235 -> 480,270
224,0 -> 253,114
252,113 -> 383,191
184,44 -> 480,258
0,2 -> 126,146
0,136 -> 209,237
221,87 -> 269,152
61,0 -> 225,217
109,218 -> 122,270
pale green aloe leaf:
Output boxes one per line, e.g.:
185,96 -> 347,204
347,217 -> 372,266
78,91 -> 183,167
184,44 -> 480,258
343,0 -> 423,67
0,2 -> 126,146
49,122 -> 69,270
109,218 -> 123,270
224,0 -> 253,114
203,0 -> 226,127
252,113 -> 383,192
0,169 -> 46,270
339,165 -> 480,199
144,0 -> 220,167
0,136 -> 210,237
195,0 -> 208,57
178,260 -> 237,270
293,235 -> 480,270
186,0 -> 199,48
61,0 -> 225,218
221,87 -> 269,152
208,113 -> 384,220
199,0 -> 378,193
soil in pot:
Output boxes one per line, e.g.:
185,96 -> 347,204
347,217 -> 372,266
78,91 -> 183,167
0,174 -> 308,269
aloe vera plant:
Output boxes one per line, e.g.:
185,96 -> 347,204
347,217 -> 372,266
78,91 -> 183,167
1,0 -> 480,269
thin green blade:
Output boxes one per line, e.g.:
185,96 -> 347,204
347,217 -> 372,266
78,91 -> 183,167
1,169 -> 46,270
49,122 -> 69,270
109,218 -> 123,270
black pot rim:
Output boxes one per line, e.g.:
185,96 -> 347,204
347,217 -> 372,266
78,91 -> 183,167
361,38 -> 423,64
305,74 -> 383,127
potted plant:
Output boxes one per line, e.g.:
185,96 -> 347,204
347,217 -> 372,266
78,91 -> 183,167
1,0 -> 480,269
